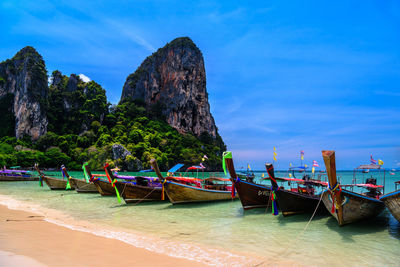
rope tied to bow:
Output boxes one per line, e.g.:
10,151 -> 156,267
328,182 -> 342,213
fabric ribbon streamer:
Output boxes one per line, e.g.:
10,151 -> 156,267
38,174 -> 43,187
222,151 -> 232,175
231,180 -> 235,198
103,164 -> 121,203
61,168 -> 71,190
82,162 -> 90,183
112,179 -> 121,203
328,182 -> 341,213
270,189 -> 279,216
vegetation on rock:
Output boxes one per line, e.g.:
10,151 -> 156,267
0,43 -> 226,171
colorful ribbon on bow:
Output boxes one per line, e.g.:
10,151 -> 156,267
328,182 -> 341,213
82,162 -> 90,183
104,164 -> 121,203
61,168 -> 71,190
112,179 -> 121,203
271,189 -> 279,216
39,175 -> 43,187
222,151 -> 232,175
231,181 -> 236,198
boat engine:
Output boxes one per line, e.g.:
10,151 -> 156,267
365,178 -> 378,198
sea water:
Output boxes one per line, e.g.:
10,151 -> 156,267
0,171 -> 399,266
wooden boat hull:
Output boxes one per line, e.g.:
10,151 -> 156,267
114,181 -> 163,203
322,189 -> 385,226
233,179 -> 271,210
69,178 -> 98,193
92,179 -> 116,196
0,175 -> 38,181
43,176 -> 74,190
165,181 -> 237,204
275,190 -> 327,216
380,190 -> 400,222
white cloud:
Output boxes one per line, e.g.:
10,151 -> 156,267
78,74 -> 91,83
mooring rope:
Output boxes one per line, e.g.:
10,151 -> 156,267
129,187 -> 158,206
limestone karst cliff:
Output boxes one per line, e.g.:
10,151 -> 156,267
121,37 -> 218,138
0,46 -> 48,140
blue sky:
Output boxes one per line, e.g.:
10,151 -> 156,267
1,0 -> 399,169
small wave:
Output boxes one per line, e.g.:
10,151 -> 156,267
0,195 -> 259,266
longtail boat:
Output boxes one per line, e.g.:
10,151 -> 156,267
83,164 -> 115,196
150,159 -> 236,204
0,168 -> 38,181
62,164 -> 98,193
264,163 -> 327,216
224,152 -> 272,210
34,164 -> 74,190
380,181 -> 400,222
321,150 -> 385,226
104,164 -> 164,203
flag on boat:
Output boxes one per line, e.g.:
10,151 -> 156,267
371,154 -> 377,165
300,150 -> 304,160
312,160 -> 319,167
378,159 -> 384,165
273,147 -> 277,161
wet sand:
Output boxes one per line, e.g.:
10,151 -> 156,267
0,204 -> 205,267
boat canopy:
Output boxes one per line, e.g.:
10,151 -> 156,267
186,165 -> 205,171
262,176 -> 327,186
0,169 -> 30,173
356,164 -> 381,170
139,169 -> 154,172
289,166 -> 308,170
168,163 -> 184,173
10,166 -> 21,169
354,183 -> 383,189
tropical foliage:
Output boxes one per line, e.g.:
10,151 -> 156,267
0,72 -> 225,171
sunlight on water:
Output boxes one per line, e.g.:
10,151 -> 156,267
0,171 -> 399,266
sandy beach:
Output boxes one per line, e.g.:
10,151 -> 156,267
0,204 -> 205,267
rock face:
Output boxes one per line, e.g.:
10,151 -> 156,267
112,144 -> 131,160
112,144 -> 143,171
121,37 -> 217,138
0,46 -> 48,140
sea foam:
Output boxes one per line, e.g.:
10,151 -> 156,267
0,194 -> 260,266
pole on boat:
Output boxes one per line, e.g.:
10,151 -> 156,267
82,162 -> 90,183
265,163 -> 279,190
322,150 -> 344,225
61,165 -> 72,190
222,152 -> 237,199
224,157 -> 236,181
150,159 -> 164,180
265,163 -> 279,215
103,163 -> 121,203
83,163 -> 93,182
150,159 -> 167,200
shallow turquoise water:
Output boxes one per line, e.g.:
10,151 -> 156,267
0,171 -> 399,266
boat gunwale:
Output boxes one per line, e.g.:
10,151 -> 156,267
166,180 -> 232,194
380,189 -> 400,199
